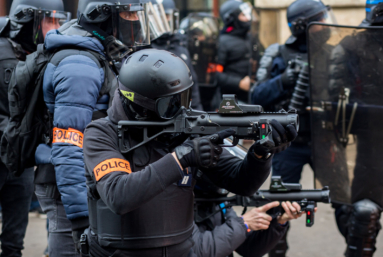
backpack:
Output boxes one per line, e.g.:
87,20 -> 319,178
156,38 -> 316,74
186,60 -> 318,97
0,38 -> 19,134
0,44 -> 115,176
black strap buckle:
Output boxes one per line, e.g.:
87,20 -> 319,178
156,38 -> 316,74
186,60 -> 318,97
80,233 -> 89,256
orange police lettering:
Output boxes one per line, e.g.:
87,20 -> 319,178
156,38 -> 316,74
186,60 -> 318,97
93,158 -> 132,181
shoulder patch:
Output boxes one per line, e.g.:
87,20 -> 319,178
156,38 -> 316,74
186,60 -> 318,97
93,158 -> 132,181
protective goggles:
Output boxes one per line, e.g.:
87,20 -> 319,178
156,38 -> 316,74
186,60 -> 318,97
120,85 -> 191,119
111,4 -> 151,48
32,9 -> 71,44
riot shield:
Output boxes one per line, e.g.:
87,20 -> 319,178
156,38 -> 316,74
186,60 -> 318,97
308,23 -> 383,206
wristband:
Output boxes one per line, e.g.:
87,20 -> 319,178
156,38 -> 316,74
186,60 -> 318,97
241,216 -> 251,233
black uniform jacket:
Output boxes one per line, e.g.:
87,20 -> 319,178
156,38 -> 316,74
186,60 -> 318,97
216,33 -> 251,102
83,90 -> 272,249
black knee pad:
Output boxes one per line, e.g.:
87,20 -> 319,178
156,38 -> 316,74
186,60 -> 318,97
333,203 -> 352,238
346,199 -> 382,257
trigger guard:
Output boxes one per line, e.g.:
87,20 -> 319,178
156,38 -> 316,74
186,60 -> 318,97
219,137 -> 239,148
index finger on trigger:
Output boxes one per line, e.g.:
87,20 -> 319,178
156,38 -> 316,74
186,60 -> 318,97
259,201 -> 280,213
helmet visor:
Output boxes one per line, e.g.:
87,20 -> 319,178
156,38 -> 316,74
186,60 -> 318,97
307,6 -> 337,25
156,89 -> 191,119
33,9 -> 71,44
112,4 -> 150,48
166,9 -> 180,32
148,2 -> 170,40
239,2 -> 253,22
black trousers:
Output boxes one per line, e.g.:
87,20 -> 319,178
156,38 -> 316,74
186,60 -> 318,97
0,162 -> 34,257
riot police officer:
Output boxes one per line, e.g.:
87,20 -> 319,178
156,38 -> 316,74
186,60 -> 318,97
28,0 -> 150,256
323,1 -> 383,255
191,145 -> 312,257
216,0 -> 257,103
149,0 -> 203,110
82,48 -> 298,256
250,0 -> 336,255
0,1 -> 70,256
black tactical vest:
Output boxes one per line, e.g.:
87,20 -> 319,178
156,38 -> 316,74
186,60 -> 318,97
87,136 -> 195,249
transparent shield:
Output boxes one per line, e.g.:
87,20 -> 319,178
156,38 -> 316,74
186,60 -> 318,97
309,23 -> 383,206
112,4 -> 150,48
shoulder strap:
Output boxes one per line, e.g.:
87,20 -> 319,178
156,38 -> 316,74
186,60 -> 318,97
48,47 -> 117,102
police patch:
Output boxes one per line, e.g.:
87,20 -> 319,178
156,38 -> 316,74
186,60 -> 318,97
93,158 -> 132,181
52,128 -> 84,148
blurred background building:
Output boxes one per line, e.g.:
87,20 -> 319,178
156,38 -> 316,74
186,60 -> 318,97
0,0 -> 366,48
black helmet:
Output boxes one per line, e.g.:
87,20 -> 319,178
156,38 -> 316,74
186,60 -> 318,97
9,0 -> 70,43
119,49 -> 193,119
287,0 -> 333,37
365,0 -> 383,25
220,0 -> 242,25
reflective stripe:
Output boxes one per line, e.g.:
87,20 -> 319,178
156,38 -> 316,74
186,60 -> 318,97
93,158 -> 132,181
52,127 -> 84,148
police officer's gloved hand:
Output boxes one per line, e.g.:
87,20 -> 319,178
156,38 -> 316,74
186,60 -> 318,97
175,129 -> 236,169
280,64 -> 298,90
249,120 -> 298,158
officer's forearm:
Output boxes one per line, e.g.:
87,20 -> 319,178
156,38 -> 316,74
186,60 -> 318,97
96,154 -> 183,215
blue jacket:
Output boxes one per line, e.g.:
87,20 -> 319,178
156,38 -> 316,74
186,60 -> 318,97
35,22 -> 108,229
250,54 -> 288,110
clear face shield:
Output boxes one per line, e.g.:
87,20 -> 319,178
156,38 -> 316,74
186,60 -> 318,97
148,1 -> 171,40
238,2 -> 253,22
33,9 -> 71,44
165,8 -> 179,32
307,6 -> 337,26
111,3 -> 150,49
291,6 -> 337,37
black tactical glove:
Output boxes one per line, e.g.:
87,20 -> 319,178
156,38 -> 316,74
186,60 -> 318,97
250,119 -> 298,157
280,63 -> 298,90
72,228 -> 86,254
175,129 -> 236,168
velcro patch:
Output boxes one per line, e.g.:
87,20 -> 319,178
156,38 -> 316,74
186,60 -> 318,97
52,128 -> 84,148
93,158 -> 132,181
